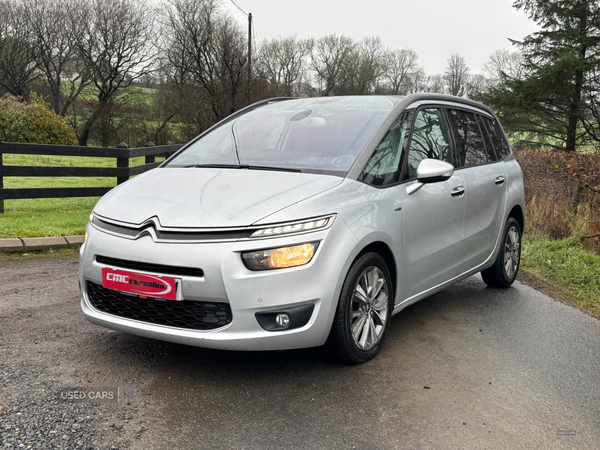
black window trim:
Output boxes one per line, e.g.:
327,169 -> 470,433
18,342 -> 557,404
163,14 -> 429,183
443,105 -> 508,171
441,108 -> 461,169
357,102 -> 513,189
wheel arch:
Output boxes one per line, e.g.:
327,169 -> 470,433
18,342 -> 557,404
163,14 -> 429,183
353,241 -> 398,302
508,204 -> 525,234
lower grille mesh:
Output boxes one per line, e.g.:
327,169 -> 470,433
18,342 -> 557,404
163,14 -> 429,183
86,282 -> 232,331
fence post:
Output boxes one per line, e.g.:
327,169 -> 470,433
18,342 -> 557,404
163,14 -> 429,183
0,145 -> 4,214
116,142 -> 129,185
145,141 -> 155,164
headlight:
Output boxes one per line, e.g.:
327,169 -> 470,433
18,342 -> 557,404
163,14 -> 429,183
242,242 -> 319,270
250,216 -> 334,238
84,213 -> 93,244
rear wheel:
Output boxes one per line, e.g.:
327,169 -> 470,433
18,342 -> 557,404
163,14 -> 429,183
327,253 -> 393,363
481,217 -> 521,288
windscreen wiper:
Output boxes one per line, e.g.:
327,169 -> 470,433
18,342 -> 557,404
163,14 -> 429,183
180,164 -> 243,169
179,163 -> 302,173
242,165 -> 302,173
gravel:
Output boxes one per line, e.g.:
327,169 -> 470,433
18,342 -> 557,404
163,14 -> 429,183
0,251 -> 157,449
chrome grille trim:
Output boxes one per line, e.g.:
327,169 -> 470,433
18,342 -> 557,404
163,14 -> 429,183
90,213 -> 336,243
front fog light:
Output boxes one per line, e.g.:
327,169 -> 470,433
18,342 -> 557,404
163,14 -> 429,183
242,242 -> 319,270
275,313 -> 290,327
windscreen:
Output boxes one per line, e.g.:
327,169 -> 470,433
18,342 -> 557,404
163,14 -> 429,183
166,97 -> 398,175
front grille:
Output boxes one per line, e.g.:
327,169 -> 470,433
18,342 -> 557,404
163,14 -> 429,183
87,282 -> 232,331
92,216 -> 252,241
96,255 -> 203,278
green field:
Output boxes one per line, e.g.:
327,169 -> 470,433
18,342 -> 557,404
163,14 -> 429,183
0,154 -> 163,238
75,83 -> 157,107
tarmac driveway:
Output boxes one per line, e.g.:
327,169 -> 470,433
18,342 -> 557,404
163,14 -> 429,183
0,251 -> 599,449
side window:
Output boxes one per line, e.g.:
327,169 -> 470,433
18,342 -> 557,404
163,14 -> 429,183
446,109 -> 488,167
405,108 -> 451,180
478,115 -> 499,162
359,110 -> 413,186
482,116 -> 511,159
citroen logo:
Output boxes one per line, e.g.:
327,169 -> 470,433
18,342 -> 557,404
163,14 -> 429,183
134,217 -> 161,240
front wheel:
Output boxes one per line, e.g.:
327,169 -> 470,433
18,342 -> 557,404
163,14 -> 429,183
327,253 -> 393,363
481,217 -> 522,288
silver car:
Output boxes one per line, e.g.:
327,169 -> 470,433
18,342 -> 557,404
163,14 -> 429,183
79,94 -> 525,363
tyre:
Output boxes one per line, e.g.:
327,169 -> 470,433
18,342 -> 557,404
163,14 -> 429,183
327,252 -> 393,364
481,217 -> 522,288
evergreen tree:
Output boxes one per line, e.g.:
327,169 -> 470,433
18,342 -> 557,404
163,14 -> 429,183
482,0 -> 600,151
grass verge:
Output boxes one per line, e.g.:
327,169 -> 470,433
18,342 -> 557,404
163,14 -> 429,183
519,234 -> 600,318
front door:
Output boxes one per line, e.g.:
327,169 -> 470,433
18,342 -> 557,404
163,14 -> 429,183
401,108 -> 467,300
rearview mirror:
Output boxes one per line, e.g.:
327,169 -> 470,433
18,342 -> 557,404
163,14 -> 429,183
406,159 -> 454,195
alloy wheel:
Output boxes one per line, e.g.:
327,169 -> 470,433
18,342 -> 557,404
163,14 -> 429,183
350,266 -> 389,351
503,225 -> 521,279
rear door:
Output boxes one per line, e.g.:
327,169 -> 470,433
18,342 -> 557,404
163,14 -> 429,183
445,108 -> 507,271
400,107 -> 467,299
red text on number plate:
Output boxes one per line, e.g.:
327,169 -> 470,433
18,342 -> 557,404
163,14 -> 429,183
102,268 -> 178,300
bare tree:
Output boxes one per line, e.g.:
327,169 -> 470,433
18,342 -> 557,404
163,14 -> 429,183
483,49 -> 525,88
355,37 -> 386,95
258,38 -> 284,95
73,0 -> 157,146
425,74 -> 446,94
408,67 -> 428,93
384,48 -> 419,95
22,0 -> 90,115
444,53 -> 470,96
335,43 -> 361,95
465,73 -> 488,98
163,0 -> 248,126
258,36 -> 312,97
0,0 -> 37,99
311,34 -> 355,96
334,38 -> 386,95
215,15 -> 249,114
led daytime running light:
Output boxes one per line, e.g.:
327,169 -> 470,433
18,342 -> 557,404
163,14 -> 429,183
251,217 -> 331,238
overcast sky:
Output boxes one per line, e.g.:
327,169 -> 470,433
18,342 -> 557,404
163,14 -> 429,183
223,0 -> 538,75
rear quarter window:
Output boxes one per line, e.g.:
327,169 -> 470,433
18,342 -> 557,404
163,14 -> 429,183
481,116 -> 511,159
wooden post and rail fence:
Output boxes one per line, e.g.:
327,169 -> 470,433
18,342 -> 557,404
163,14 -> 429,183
0,142 -> 184,213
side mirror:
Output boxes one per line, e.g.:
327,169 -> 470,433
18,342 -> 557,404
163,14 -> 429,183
406,159 -> 454,195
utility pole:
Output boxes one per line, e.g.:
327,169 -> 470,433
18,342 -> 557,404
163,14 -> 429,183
247,12 -> 252,105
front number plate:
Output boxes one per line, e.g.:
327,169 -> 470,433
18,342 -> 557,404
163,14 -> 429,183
102,268 -> 180,300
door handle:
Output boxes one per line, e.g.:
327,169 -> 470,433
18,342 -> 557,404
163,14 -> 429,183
451,186 -> 465,197
495,176 -> 505,186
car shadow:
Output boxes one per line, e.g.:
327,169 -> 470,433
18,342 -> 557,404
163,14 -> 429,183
96,275 -> 521,378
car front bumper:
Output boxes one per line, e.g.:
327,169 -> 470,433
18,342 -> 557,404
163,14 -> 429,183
79,217 -> 358,351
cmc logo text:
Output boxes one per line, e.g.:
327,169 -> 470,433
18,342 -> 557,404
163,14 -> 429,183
106,273 -> 129,283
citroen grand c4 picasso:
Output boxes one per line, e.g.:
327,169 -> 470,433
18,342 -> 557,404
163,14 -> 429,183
79,93 -> 525,363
